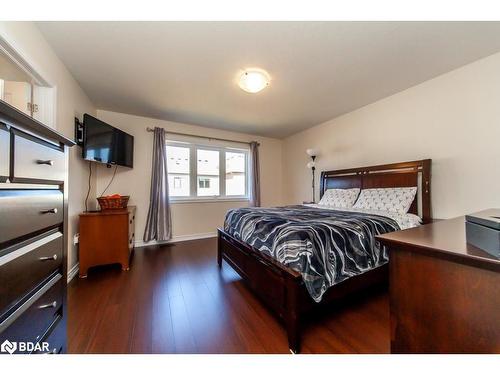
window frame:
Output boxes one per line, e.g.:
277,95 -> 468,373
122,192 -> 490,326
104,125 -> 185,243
166,140 -> 250,203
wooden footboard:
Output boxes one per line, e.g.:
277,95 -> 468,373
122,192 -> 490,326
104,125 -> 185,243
217,228 -> 388,353
218,229 -> 304,352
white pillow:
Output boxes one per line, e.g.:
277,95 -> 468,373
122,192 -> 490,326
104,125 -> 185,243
318,188 -> 360,208
353,187 -> 417,214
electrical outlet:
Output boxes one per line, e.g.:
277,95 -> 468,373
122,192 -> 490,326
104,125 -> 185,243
73,233 -> 79,245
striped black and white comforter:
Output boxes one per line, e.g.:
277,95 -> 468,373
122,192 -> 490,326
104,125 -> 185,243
224,205 -> 401,302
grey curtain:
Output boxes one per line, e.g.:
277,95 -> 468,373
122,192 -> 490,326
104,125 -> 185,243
249,141 -> 261,207
143,127 -> 172,242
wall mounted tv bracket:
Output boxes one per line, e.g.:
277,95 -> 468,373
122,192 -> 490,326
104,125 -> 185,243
75,117 -> 84,146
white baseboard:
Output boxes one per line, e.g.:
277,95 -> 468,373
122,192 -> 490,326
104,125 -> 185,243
67,262 -> 79,283
65,234 -> 216,280
134,232 -> 217,248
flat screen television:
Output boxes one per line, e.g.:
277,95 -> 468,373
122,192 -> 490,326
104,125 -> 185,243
82,114 -> 134,168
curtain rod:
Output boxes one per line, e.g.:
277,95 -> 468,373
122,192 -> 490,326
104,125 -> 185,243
146,127 -> 259,146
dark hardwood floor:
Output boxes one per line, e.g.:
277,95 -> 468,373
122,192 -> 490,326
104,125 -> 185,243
68,238 -> 390,353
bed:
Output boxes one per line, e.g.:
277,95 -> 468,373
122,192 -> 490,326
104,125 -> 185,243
217,159 -> 431,353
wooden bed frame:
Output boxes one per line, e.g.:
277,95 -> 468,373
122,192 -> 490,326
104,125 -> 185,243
217,159 -> 431,353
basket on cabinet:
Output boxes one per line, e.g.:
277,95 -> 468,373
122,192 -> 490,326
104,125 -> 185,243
97,195 -> 129,210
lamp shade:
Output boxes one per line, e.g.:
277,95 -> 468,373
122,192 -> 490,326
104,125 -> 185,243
306,148 -> 317,157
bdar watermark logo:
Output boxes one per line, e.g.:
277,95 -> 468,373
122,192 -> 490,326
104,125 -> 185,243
1,340 -> 17,354
1,339 -> 50,354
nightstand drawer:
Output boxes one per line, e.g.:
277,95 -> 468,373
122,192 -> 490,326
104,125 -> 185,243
0,190 -> 63,246
0,231 -> 63,316
128,212 -> 135,250
12,129 -> 65,184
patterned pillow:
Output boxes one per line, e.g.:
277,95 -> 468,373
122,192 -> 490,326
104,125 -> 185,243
353,187 -> 417,214
318,188 -> 360,208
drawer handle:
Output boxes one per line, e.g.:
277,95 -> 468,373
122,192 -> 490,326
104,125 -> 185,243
38,301 -> 57,309
255,256 -> 281,276
36,159 -> 54,166
39,254 -> 58,261
41,208 -> 58,214
256,257 -> 270,267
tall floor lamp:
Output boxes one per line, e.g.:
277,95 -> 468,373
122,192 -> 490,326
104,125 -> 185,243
306,148 -> 317,203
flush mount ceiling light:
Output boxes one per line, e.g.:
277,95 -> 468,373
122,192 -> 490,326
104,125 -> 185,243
238,69 -> 270,93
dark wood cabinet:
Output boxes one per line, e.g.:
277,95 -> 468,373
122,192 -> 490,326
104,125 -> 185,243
79,206 -> 136,278
0,230 -> 63,314
11,128 -> 67,184
0,190 -> 63,244
377,210 -> 500,353
0,99 -> 74,354
0,274 -> 63,345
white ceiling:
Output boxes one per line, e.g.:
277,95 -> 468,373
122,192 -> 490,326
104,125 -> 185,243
37,21 -> 500,138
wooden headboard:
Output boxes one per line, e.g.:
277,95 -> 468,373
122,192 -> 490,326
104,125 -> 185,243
320,159 -> 432,224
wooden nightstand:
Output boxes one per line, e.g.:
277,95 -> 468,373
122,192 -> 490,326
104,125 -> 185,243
302,201 -> 315,204
377,211 -> 500,353
79,206 -> 136,278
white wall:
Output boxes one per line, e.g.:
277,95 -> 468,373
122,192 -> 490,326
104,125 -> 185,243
94,110 -> 284,244
283,52 -> 500,219
0,22 -> 97,273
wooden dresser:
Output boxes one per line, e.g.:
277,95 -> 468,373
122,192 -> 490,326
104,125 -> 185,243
78,206 -> 136,278
0,101 -> 74,354
377,211 -> 500,353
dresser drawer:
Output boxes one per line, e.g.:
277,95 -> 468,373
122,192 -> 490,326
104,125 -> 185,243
0,190 -> 63,246
34,314 -> 65,354
0,123 -> 9,182
0,231 -> 63,316
11,129 -> 65,183
0,273 -> 63,347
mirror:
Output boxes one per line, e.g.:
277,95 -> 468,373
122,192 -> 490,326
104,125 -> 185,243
0,45 -> 55,127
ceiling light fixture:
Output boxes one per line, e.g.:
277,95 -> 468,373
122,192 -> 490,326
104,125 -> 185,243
238,69 -> 270,93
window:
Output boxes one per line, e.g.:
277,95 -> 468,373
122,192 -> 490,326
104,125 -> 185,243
198,178 -> 210,189
197,149 -> 220,196
166,141 -> 249,201
167,145 -> 190,197
225,152 -> 246,196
